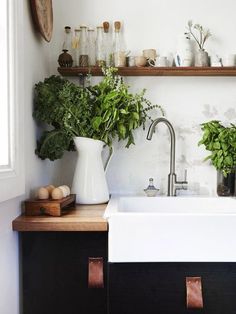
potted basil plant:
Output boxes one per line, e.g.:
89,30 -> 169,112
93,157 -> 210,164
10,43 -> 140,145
198,120 -> 236,196
33,67 -> 164,204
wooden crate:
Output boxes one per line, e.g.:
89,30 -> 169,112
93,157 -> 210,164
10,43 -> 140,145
24,194 -> 76,217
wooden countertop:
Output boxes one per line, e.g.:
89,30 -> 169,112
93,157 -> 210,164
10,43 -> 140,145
12,204 -> 108,232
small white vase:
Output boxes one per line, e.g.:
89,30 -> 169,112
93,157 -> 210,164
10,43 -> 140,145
71,137 -> 110,204
175,36 -> 193,67
195,49 -> 209,67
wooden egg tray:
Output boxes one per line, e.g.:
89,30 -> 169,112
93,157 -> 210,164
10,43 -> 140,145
24,194 -> 76,217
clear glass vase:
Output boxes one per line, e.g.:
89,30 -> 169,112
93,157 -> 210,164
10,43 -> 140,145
217,169 -> 236,196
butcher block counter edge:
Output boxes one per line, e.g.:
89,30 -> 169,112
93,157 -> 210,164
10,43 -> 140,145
12,204 -> 108,232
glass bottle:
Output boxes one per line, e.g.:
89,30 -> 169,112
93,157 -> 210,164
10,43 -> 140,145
112,21 -> 126,67
103,21 -> 112,66
87,28 -> 96,66
79,25 -> 89,67
71,29 -> 80,66
96,26 -> 106,66
144,178 -> 159,197
58,26 -> 73,67
62,26 -> 72,53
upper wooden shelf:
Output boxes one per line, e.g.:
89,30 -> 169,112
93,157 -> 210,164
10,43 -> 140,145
58,66 -> 236,77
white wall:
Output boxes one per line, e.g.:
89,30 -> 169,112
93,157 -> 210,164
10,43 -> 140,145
51,0 -> 236,196
0,1 -> 59,314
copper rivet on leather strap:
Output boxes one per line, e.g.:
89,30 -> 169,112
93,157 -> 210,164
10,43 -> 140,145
186,277 -> 203,309
88,257 -> 104,288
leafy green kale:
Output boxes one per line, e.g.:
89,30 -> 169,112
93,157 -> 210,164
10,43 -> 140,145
33,75 -> 68,125
35,130 -> 73,161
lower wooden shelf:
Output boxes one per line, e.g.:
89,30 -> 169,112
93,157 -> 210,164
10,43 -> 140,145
57,66 -> 236,77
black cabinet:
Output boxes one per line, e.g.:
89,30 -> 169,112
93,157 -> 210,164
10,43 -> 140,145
21,232 -> 236,314
21,232 -> 107,314
108,262 -> 236,314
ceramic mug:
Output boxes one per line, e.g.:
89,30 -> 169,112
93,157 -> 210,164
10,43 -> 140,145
148,56 -> 168,67
127,56 -> 136,67
222,54 -> 236,67
210,55 -> 222,67
135,56 -> 147,67
143,49 -> 157,60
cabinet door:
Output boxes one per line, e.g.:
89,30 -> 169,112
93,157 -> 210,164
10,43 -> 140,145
21,232 -> 107,314
109,262 -> 236,314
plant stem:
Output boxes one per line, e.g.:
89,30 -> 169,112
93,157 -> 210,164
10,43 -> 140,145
188,26 -> 201,49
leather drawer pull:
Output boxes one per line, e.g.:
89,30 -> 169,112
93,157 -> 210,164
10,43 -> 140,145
186,277 -> 203,309
88,257 -> 104,288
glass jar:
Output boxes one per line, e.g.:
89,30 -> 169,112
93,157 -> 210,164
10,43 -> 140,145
79,25 -> 89,67
71,29 -> 80,66
103,21 -> 112,66
87,28 -> 96,66
62,26 -> 72,52
58,26 -> 73,67
112,21 -> 126,67
217,169 -> 235,196
96,26 -> 106,66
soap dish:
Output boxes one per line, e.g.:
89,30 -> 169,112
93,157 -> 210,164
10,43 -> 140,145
144,178 -> 159,197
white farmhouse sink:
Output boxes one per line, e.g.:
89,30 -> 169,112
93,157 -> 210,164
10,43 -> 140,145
104,196 -> 236,263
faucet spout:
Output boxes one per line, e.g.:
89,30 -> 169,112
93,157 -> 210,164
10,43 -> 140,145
147,117 -> 187,196
147,117 -> 176,175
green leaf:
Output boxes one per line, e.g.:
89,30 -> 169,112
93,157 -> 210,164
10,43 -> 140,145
118,124 -> 126,139
35,129 -> 73,161
92,117 -> 103,131
132,112 -> 140,120
213,142 -> 221,149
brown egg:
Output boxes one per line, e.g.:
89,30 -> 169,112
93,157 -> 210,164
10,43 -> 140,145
37,187 -> 49,200
64,185 -> 70,196
58,186 -> 67,198
51,187 -> 63,200
60,185 -> 70,197
45,185 -> 55,195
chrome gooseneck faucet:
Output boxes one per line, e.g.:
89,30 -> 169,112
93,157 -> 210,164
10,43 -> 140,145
146,117 -> 188,196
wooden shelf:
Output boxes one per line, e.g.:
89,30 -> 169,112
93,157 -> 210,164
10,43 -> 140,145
58,66 -> 236,77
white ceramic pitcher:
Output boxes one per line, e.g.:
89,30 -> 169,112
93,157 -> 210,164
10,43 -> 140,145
71,137 -> 112,204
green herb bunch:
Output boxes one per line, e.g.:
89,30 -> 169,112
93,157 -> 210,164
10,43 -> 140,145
33,67 -> 164,161
198,120 -> 236,176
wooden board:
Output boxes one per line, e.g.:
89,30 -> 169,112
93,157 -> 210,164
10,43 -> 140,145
58,66 -> 236,77
12,204 -> 108,232
30,0 -> 53,42
24,194 -> 76,217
